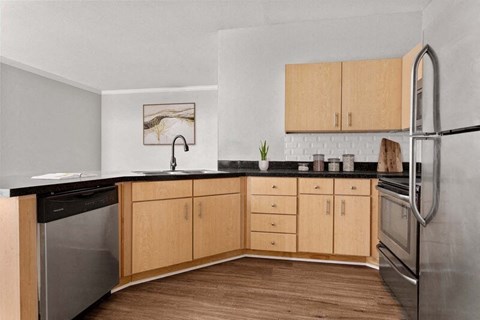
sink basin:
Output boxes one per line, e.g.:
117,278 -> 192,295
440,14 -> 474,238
133,170 -> 227,175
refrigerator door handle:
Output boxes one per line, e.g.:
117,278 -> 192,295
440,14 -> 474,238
377,244 -> 418,286
409,135 -> 441,227
410,44 -> 440,135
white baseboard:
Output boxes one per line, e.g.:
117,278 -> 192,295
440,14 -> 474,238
112,254 -> 378,293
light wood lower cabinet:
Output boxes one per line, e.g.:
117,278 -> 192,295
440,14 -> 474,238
334,196 -> 371,256
132,198 -> 193,274
298,178 -> 372,257
298,194 -> 334,254
194,194 -> 241,259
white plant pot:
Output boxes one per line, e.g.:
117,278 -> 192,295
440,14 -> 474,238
258,160 -> 269,171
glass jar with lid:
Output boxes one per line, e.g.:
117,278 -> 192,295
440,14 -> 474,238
342,154 -> 355,172
313,154 -> 325,172
328,158 -> 341,172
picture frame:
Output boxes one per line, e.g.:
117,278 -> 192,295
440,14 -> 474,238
143,102 -> 196,145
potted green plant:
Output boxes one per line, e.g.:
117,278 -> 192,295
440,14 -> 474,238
258,140 -> 269,171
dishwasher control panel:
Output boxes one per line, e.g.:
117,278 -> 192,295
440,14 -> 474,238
37,185 -> 118,223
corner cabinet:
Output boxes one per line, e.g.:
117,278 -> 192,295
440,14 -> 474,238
131,180 -> 193,274
193,178 -> 242,259
285,58 -> 402,132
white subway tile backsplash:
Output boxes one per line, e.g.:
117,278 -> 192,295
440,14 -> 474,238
284,132 -> 409,162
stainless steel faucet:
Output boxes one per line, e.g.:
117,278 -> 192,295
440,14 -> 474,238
170,135 -> 189,171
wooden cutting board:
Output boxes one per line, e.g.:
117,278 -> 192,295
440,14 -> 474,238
377,138 -> 403,172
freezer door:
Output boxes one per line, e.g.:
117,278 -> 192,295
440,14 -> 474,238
422,1 -> 480,133
419,131 -> 480,319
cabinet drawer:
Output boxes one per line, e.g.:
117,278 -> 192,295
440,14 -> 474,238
251,214 -> 296,233
249,177 -> 297,196
250,232 -> 297,252
334,179 -> 370,196
132,180 -> 192,201
194,178 -> 240,196
251,195 -> 297,215
299,178 -> 334,194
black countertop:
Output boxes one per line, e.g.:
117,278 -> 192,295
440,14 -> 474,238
0,165 -> 408,198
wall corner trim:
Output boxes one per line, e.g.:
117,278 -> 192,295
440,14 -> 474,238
101,85 -> 218,95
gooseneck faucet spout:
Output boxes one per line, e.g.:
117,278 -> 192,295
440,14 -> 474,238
170,135 -> 189,171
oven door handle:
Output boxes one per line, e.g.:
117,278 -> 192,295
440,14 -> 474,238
377,244 -> 418,286
376,186 -> 410,203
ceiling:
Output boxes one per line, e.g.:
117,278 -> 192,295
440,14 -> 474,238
1,0 -> 432,91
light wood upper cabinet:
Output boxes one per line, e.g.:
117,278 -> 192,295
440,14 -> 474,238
298,194 -> 334,254
132,198 -> 193,274
402,43 -> 423,130
285,62 -> 342,132
333,195 -> 371,256
342,58 -> 402,131
193,194 -> 241,259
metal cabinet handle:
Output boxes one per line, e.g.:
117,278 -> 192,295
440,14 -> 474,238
377,244 -> 418,285
348,112 -> 352,127
198,202 -> 202,218
351,186 -> 357,190
341,200 -> 346,216
325,199 -> 331,215
271,241 -> 276,245
271,203 -> 277,208
272,185 -> 277,189
271,222 -> 276,226
314,185 -> 320,189
184,203 -> 189,220
334,113 -> 339,127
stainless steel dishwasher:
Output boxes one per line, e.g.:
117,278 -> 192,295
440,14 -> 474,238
37,185 -> 119,320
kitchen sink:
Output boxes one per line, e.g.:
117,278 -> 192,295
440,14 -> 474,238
132,170 -> 227,175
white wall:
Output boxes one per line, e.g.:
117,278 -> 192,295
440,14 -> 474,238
218,12 -> 422,161
101,89 -> 218,172
0,63 -> 101,176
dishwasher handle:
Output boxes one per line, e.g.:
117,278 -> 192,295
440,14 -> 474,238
38,185 -> 118,223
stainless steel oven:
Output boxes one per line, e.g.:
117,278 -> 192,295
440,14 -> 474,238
377,177 -> 420,320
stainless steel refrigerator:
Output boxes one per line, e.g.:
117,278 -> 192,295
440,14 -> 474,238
410,1 -> 480,319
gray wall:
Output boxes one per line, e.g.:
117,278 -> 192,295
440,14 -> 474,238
0,63 -> 101,175
101,90 -> 218,171
218,12 -> 423,161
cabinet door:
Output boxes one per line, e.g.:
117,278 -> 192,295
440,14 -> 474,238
285,62 -> 342,132
402,43 -> 423,129
132,198 -> 192,274
194,194 -> 241,259
298,195 -> 334,254
334,196 -> 371,256
342,59 -> 402,131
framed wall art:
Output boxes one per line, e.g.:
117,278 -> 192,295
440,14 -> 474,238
143,102 -> 195,145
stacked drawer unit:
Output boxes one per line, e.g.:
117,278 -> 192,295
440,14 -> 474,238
249,177 -> 297,252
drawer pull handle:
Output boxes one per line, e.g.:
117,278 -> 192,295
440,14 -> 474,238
351,186 -> 357,190
271,222 -> 276,226
271,203 -> 277,208
326,200 -> 331,215
198,202 -> 202,218
341,200 -> 346,215
348,112 -> 352,127
184,203 -> 189,220
272,185 -> 277,189
271,241 -> 276,245
314,185 -> 320,189
334,113 -> 339,127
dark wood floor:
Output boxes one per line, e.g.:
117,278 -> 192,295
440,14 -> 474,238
83,258 -> 405,319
